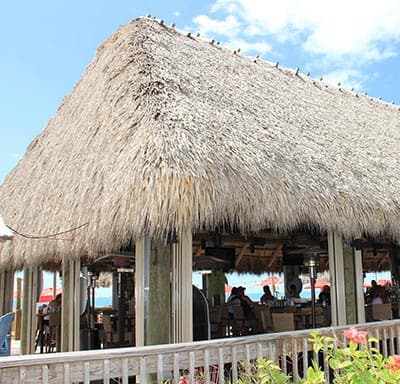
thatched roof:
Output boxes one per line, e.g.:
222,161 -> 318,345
1,17 -> 400,267
0,215 -> 13,242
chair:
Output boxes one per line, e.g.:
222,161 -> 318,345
254,305 -> 272,333
48,311 -> 61,352
34,314 -> 51,353
209,306 -> 222,339
232,306 -> 257,336
315,305 -> 330,327
271,312 -> 295,332
232,306 -> 245,336
0,312 -> 14,356
219,304 -> 233,337
101,315 -> 115,346
372,303 -> 393,321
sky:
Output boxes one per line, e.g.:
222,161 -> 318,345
1,0 -> 400,184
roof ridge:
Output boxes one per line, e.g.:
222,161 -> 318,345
135,15 -> 399,111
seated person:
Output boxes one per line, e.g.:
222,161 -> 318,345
287,284 -> 300,299
367,280 -> 389,304
237,286 -> 257,334
227,287 -> 241,319
260,285 -> 274,304
372,285 -> 389,304
318,285 -> 331,325
318,285 -> 331,306
237,286 -> 256,320
49,293 -> 62,312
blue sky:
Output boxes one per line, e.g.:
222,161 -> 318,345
1,0 -> 400,182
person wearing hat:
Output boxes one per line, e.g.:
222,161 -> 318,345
237,286 -> 257,334
227,286 -> 241,319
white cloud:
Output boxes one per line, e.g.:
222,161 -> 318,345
173,11 -> 180,17
192,14 -> 271,56
321,69 -> 369,92
226,37 -> 272,55
192,14 -> 241,38
191,0 -> 400,93
196,0 -> 400,64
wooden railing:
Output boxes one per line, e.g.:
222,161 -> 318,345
1,320 -> 400,383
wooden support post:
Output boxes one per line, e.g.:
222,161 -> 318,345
328,232 -> 346,326
135,236 -> 149,347
15,277 -> 22,340
20,266 -> 39,355
0,269 -> 14,315
147,239 -> 171,345
61,259 -> 81,351
354,247 -> 366,323
328,232 -> 365,325
171,229 -> 193,343
135,236 -> 172,346
343,245 -> 357,324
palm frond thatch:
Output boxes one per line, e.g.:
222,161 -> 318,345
1,17 -> 400,267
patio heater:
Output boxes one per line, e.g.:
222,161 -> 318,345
80,266 -> 100,350
303,252 -> 321,328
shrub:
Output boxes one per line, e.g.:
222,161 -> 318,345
238,327 -> 400,383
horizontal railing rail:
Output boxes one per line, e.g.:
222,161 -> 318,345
1,320 -> 400,383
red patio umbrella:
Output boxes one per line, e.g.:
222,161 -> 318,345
304,279 -> 330,290
37,287 -> 62,303
256,275 -> 284,286
225,285 -> 233,294
363,279 -> 392,289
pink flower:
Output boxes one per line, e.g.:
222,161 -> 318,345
344,327 -> 368,344
387,355 -> 400,372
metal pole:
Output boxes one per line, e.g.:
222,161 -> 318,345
310,267 -> 316,328
118,272 -> 126,344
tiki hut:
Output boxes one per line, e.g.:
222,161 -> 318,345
1,17 -> 400,269
1,17 -> 400,350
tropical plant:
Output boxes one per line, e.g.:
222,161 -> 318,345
237,327 -> 400,383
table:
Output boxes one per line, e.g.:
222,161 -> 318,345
293,308 -> 312,329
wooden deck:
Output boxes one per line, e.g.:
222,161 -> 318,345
1,320 -> 400,383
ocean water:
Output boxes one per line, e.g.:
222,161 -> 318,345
228,283 -> 316,303
95,296 -> 112,307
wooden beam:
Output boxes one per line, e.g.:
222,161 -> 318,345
378,253 -> 388,270
194,246 -> 203,256
235,243 -> 250,268
267,245 -> 282,269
